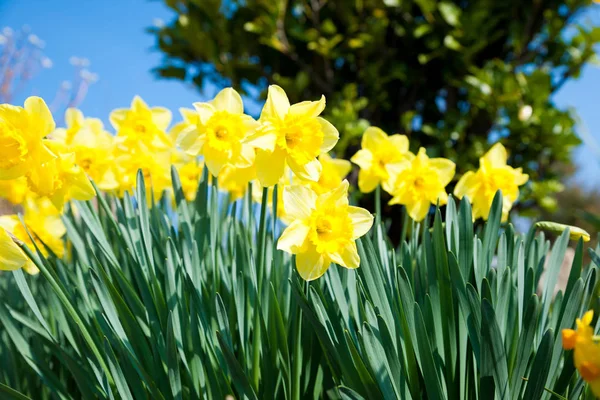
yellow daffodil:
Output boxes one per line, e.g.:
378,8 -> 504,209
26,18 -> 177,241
53,108 -> 117,190
563,310 -> 600,397
388,148 -> 455,221
111,148 -> 172,202
0,197 -> 66,275
218,164 -> 256,201
350,127 -> 413,193
303,153 -> 352,195
172,150 -> 204,202
454,143 -> 528,221
0,96 -> 56,181
246,85 -> 339,187
277,180 -> 373,281
27,141 -> 96,211
178,88 -> 258,177
0,177 -> 29,205
110,96 -> 172,151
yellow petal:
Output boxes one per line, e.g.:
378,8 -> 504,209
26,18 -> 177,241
256,147 -> 286,187
27,161 -> 57,196
277,220 -> 310,253
482,143 -> 507,168
65,108 -> 84,129
0,161 -> 28,180
430,158 -> 456,186
357,169 -> 379,193
235,144 -> 256,168
212,87 -> 244,114
329,241 -> 360,269
318,117 -> 339,153
45,217 -> 67,238
152,107 -> 172,130
178,126 -> 204,156
261,85 -> 290,121
24,96 -> 55,138
180,107 -> 198,124
203,146 -> 228,176
69,169 -> 96,201
131,96 -> 149,113
361,126 -> 388,152
109,108 -> 128,130
329,158 -> 352,179
407,200 -> 431,221
289,95 -> 325,118
318,180 -> 349,208
288,157 -> 322,182
193,102 -> 216,125
23,260 -> 39,275
388,134 -> 410,153
350,149 -> 373,170
244,131 -> 277,152
0,228 -> 28,271
348,206 -> 374,239
295,247 -> 329,281
283,185 -> 317,220
453,171 -> 476,198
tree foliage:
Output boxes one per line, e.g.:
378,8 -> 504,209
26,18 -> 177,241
151,0 -> 600,212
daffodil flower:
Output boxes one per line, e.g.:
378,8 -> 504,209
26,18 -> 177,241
110,96 -> 173,151
0,197 -> 66,275
387,148 -> 455,221
0,227 -> 30,272
563,310 -> 600,397
454,143 -> 528,221
277,180 -> 373,281
0,96 -> 56,181
178,88 -> 258,176
53,108 -> 117,191
350,126 -> 413,194
170,107 -> 200,144
218,164 -> 257,201
27,141 -> 96,211
245,85 -> 339,187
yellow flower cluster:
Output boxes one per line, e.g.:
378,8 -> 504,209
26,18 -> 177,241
351,128 -> 528,222
0,97 -> 95,273
0,85 -> 530,281
563,310 -> 600,397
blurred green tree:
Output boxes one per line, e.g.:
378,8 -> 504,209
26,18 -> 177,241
150,0 -> 600,215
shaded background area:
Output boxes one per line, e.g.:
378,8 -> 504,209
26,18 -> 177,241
0,0 -> 599,233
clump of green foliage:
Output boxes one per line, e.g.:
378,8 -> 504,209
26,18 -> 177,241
1,170 -> 599,399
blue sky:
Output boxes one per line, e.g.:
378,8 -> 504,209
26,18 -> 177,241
1,0 -> 599,188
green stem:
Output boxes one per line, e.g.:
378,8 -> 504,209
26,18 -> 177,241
292,278 -> 308,400
375,185 -> 381,229
252,186 -> 270,389
400,205 -> 409,244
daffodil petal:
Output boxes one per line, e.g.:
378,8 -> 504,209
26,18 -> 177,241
261,85 -> 290,121
318,180 -> 349,208
283,185 -> 317,219
152,107 -> 172,130
289,96 -> 325,118
277,220 -> 310,253
109,108 -> 128,130
453,171 -> 476,198
24,96 -> 55,137
429,158 -> 456,186
193,102 -> 216,125
288,157 -> 322,182
23,260 -> 39,275
388,134 -> 410,153
69,169 -> 96,201
482,143 -> 507,168
295,248 -> 329,281
330,241 -> 360,269
212,87 -> 244,114
0,228 -> 28,271
318,117 -> 339,153
350,149 -> 373,170
348,206 -> 374,239
361,126 -> 388,151
244,131 -> 277,152
407,200 -> 431,222
256,147 -> 286,187
204,146 -> 228,176
178,127 -> 204,156
357,169 -> 379,193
